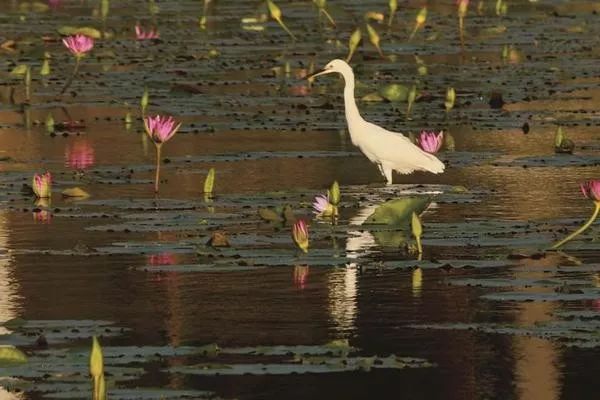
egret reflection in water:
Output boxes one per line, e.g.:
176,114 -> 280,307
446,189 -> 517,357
0,211 -> 20,335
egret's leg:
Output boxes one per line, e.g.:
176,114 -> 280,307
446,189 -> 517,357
376,163 -> 385,177
383,166 -> 393,185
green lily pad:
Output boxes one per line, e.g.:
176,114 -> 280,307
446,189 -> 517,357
364,197 -> 431,226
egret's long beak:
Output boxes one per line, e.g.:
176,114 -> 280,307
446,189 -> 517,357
304,68 -> 332,80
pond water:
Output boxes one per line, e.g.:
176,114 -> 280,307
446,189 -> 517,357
1,0 -> 600,399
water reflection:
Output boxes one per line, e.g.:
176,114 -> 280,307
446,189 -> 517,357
0,211 -> 20,335
65,139 -> 95,170
293,265 -> 309,290
33,199 -> 52,224
327,267 -> 357,336
512,260 -> 562,400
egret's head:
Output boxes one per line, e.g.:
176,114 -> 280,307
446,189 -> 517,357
306,59 -> 352,79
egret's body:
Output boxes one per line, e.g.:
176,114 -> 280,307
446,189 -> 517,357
310,59 -> 445,184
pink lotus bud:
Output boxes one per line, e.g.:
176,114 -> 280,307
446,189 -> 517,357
291,219 -> 309,253
62,34 -> 94,57
144,115 -> 181,144
580,180 -> 600,202
32,172 -> 52,198
418,130 -> 444,154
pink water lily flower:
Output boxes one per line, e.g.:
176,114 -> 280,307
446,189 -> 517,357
312,194 -> 330,214
418,130 -> 444,154
62,34 -> 94,57
32,172 -> 52,198
292,219 -> 309,253
581,180 -> 600,202
144,115 -> 181,144
135,24 -> 160,40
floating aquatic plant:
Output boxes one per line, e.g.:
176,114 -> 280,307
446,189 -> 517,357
346,28 -> 361,62
554,126 -> 574,154
144,115 -> 182,193
291,219 -> 309,253
45,113 -> 54,134
267,0 -> 296,40
445,87 -> 455,113
32,172 -> 52,198
60,34 -> 94,94
415,55 -> 427,76
551,180 -> 600,249
418,131 -> 444,154
409,7 -> 427,40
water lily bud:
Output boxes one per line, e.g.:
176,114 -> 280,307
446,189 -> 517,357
365,11 -> 384,22
406,84 -> 417,116
346,28 -> 361,62
141,87 -> 149,115
328,180 -> 340,205
554,126 -> 565,148
581,180 -> 600,202
445,87 -> 455,112
388,0 -> 398,27
90,336 -> 104,379
101,0 -> 109,20
411,212 -> 423,254
418,131 -> 444,154
40,52 -> 51,76
416,7 -> 427,26
32,172 -> 52,198
203,167 -> 215,194
45,113 -> 55,133
366,23 -> 383,57
267,0 -> 296,40
458,0 -> 469,18
292,219 -> 309,253
495,0 -> 503,16
267,0 -> 281,21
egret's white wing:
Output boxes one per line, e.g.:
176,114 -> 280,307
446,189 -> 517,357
356,122 -> 445,174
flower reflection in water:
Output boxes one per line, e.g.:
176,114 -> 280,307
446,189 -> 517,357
65,139 -> 95,170
148,252 -> 177,267
33,199 -> 52,224
293,265 -> 309,289
0,211 -> 20,335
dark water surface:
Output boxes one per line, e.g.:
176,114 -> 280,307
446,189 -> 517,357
1,0 -> 600,399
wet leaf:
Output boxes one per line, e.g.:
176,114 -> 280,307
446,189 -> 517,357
58,26 -> 102,39
378,84 -> 409,102
61,187 -> 90,198
365,197 -> 431,226
0,346 -> 27,366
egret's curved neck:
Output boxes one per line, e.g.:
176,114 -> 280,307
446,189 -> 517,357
340,69 -> 363,125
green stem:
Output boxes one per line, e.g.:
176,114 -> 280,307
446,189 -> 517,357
551,202 -> 600,249
459,17 -> 465,47
416,236 -> 422,255
154,144 -> 162,193
60,56 -> 81,95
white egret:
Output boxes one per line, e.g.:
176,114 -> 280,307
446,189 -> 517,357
307,59 -> 445,184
